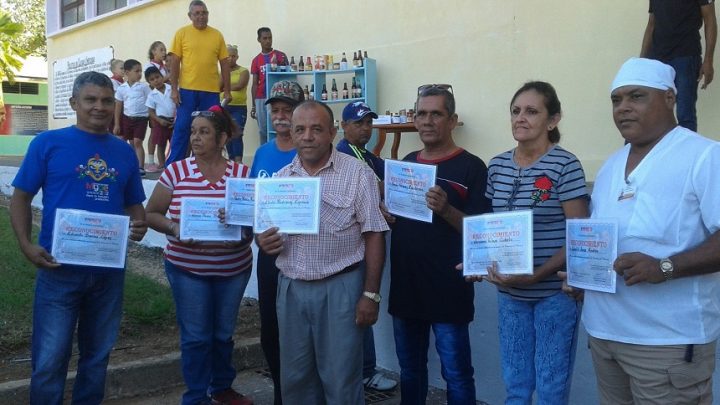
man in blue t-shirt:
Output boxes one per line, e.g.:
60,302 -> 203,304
249,80 -> 302,405
337,101 -> 397,392
10,72 -> 147,405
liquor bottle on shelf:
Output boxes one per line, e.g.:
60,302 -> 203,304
321,83 -> 328,101
342,82 -> 349,99
356,81 -> 363,98
331,79 -> 338,100
298,56 -> 304,72
352,51 -> 358,67
351,77 -> 358,98
309,84 -> 315,100
270,53 -> 278,72
290,56 -> 297,72
357,49 -> 363,67
306,56 -> 312,71
303,85 -> 310,100
315,56 -> 322,71
340,52 -> 348,70
363,50 -> 368,60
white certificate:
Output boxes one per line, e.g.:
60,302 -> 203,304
384,160 -> 436,223
462,210 -> 534,276
254,177 -> 321,234
225,178 -> 255,226
566,219 -> 618,293
51,208 -> 130,269
180,197 -> 243,241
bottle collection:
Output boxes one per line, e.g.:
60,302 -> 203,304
270,50 -> 369,73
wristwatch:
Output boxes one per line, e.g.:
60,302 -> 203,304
363,291 -> 381,303
659,258 -> 674,281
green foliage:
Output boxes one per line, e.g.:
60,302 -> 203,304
0,10 -> 29,83
0,0 -> 45,58
123,272 -> 175,325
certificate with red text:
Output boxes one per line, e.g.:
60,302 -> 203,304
566,219 -> 618,293
384,160 -> 436,223
51,208 -> 130,269
254,178 -> 321,234
462,210 -> 533,276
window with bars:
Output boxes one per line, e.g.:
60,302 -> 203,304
2,82 -> 40,95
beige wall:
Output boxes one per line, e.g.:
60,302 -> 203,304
48,0 -> 720,179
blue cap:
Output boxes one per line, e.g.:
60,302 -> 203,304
342,101 -> 378,122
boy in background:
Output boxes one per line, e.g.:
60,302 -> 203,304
145,66 -> 175,172
108,59 -> 124,133
114,59 -> 151,176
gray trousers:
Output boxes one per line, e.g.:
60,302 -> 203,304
277,269 -> 364,405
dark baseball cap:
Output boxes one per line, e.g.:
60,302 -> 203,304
342,101 -> 378,122
265,80 -> 305,106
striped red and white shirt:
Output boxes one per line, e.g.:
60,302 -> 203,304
159,157 -> 252,276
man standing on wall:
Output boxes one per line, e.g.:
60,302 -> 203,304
166,0 -> 231,163
250,27 -> 287,145
640,0 -> 717,131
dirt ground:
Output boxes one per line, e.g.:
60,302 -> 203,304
0,242 -> 261,383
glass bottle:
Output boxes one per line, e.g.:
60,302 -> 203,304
270,53 -> 278,72
351,77 -> 357,98
357,49 -> 363,67
340,52 -> 348,70
298,56 -> 304,72
331,79 -> 338,100
321,83 -> 328,101
306,56 -> 312,71
342,82 -> 349,99
356,81 -> 363,98
303,85 -> 310,100
309,84 -> 315,100
352,51 -> 358,67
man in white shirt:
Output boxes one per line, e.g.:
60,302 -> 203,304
578,57 -> 720,404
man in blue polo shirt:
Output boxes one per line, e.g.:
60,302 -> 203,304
337,101 -> 396,392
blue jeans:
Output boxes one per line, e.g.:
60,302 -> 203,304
666,55 -> 701,132
393,317 -> 475,405
164,261 -> 251,405
497,292 -> 579,405
226,105 -> 247,160
30,268 -> 125,405
167,89 -> 219,164
255,98 -> 268,145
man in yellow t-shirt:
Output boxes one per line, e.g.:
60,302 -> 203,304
166,0 -> 231,164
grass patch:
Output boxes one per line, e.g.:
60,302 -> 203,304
0,206 -> 174,352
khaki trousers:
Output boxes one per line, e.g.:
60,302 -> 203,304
589,336 -> 715,405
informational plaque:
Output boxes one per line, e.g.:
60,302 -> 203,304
51,208 -> 130,269
566,219 -> 618,293
180,197 -> 242,241
225,178 -> 255,226
462,210 -> 534,276
384,160 -> 436,223
254,178 -> 321,234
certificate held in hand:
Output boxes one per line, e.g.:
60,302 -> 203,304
462,210 -> 534,276
51,208 -> 131,269
254,177 -> 321,234
180,197 -> 243,241
566,219 -> 618,293
384,159 -> 436,223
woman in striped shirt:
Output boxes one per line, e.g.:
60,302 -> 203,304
146,105 -> 254,405
480,82 -> 590,404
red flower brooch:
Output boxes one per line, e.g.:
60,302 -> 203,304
530,176 -> 552,207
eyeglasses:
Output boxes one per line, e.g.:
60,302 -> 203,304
505,178 -> 521,211
417,84 -> 453,96
191,110 -> 216,118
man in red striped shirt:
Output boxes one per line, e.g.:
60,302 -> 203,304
256,101 -> 389,404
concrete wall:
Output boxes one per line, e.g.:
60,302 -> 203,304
47,0 -> 720,180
